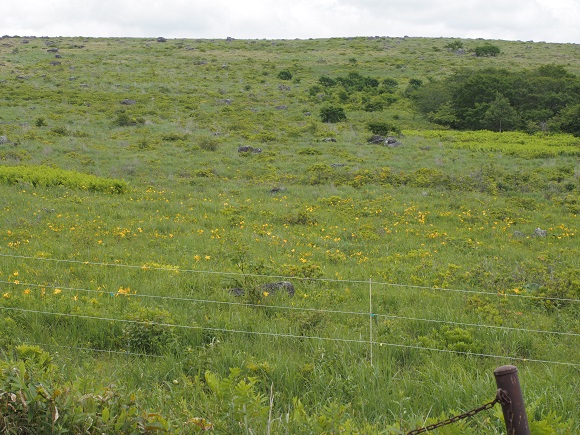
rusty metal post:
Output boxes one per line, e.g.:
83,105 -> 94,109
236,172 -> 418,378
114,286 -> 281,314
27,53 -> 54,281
494,365 -> 530,435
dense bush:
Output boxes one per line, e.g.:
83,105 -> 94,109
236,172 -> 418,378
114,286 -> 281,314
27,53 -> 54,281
277,69 -> 293,80
0,165 -> 127,193
320,105 -> 346,123
474,43 -> 501,57
558,103 -> 580,136
410,65 -> 580,132
367,121 -> 401,136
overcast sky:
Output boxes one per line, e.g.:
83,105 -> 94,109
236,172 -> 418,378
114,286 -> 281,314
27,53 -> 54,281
3,0 -> 579,44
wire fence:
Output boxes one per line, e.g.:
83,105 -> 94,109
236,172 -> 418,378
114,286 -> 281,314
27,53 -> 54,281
1,252 -> 579,368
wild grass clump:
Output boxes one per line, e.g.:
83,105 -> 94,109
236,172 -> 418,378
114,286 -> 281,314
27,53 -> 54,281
0,165 -> 127,193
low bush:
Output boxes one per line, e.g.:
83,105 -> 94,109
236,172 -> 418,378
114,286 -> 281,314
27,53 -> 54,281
0,165 -> 127,193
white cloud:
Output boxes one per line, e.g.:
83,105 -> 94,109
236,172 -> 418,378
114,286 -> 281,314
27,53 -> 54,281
1,0 -> 578,43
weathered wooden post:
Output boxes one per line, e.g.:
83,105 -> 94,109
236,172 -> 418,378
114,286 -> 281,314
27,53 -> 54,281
494,365 -> 530,435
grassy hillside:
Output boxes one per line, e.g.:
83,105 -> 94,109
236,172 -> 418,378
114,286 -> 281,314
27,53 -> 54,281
0,35 -> 579,433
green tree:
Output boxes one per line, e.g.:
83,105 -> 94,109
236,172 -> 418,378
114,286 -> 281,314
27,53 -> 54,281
320,105 -> 346,123
558,104 -> 580,136
445,40 -> 464,51
475,44 -> 501,57
482,93 -> 520,132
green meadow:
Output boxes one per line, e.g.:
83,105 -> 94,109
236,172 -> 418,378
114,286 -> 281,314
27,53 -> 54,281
0,35 -> 579,433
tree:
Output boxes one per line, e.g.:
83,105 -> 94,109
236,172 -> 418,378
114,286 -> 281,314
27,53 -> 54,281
445,40 -> 464,51
319,105 -> 346,123
482,93 -> 520,132
475,44 -> 501,57
558,104 -> 580,137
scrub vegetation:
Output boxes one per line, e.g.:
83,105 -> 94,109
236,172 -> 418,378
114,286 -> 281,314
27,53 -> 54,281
0,35 -> 579,433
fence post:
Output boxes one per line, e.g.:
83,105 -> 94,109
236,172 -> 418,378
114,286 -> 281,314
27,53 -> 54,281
369,277 -> 373,367
494,365 -> 530,435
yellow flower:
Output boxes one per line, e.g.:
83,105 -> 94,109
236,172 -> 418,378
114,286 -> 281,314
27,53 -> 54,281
23,288 -> 31,295
263,291 -> 269,297
13,271 -> 18,276
205,255 -> 211,260
2,292 -> 11,299
54,288 -> 62,295
194,255 -> 201,261
116,286 -> 132,296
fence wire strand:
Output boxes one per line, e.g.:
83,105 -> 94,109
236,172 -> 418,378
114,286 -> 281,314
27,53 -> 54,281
1,279 -> 577,338
1,252 -> 578,303
1,305 -> 578,367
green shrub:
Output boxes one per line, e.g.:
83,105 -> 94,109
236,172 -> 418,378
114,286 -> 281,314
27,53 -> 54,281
297,147 -> 322,155
558,103 -> 580,136
198,135 -> 220,151
0,165 -> 127,193
320,105 -> 346,123
474,43 -> 501,57
445,40 -> 464,51
113,112 -> 145,127
277,69 -> 293,80
122,307 -> 178,355
367,121 -> 401,136
50,126 -> 70,136
0,347 -> 171,433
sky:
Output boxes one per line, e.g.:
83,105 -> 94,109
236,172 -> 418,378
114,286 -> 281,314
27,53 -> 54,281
3,0 -> 580,44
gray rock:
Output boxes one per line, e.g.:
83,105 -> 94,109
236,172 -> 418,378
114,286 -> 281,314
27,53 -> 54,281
229,288 -> 245,296
368,135 -> 385,144
238,146 -> 262,153
260,281 -> 295,297
534,228 -> 547,237
385,136 -> 403,147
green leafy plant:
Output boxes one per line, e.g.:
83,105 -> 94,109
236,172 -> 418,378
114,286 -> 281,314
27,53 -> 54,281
320,105 -> 346,123
475,43 -> 501,57
277,69 -> 293,80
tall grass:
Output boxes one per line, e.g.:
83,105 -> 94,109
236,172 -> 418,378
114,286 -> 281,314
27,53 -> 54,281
0,35 -> 578,433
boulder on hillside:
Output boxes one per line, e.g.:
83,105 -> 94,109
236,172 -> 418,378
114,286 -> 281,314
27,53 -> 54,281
534,228 -> 547,237
260,281 -> 295,297
385,136 -> 403,147
238,146 -> 262,153
368,135 -> 385,144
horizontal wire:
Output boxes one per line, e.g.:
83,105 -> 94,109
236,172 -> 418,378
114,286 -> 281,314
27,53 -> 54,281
20,341 -> 164,358
1,252 -> 579,303
373,313 -> 579,337
0,279 -> 365,316
1,305 -> 578,368
2,279 -> 578,338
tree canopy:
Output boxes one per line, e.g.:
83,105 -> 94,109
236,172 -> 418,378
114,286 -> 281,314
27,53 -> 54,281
409,65 -> 580,133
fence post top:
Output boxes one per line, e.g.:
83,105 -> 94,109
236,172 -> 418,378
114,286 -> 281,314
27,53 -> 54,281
494,365 -> 518,376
